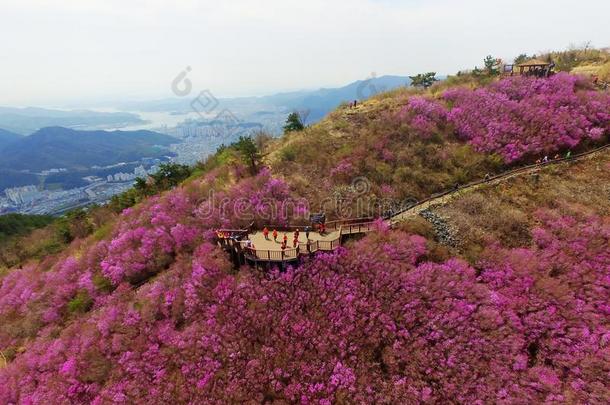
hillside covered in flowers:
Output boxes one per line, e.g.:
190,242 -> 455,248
0,69 -> 609,404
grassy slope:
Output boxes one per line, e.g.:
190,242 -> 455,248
3,47 -> 608,270
0,66 -> 609,390
412,150 -> 610,262
265,78 -> 504,219
2,69 -> 608,271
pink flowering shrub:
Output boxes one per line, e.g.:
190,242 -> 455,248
392,73 -> 609,162
1,74 -> 609,403
397,96 -> 448,138
444,73 -> 610,162
329,159 -> 356,179
0,168 -> 295,349
1,212 -> 608,403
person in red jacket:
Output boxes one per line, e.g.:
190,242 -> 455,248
293,237 -> 298,248
283,233 -> 288,245
263,227 -> 269,240
272,229 -> 278,242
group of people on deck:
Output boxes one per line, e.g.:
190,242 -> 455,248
216,222 -> 328,259
260,224 -> 322,254
263,227 -> 300,249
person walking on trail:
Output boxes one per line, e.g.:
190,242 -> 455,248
293,237 -> 298,248
566,150 -> 572,159
263,227 -> 269,240
283,233 -> 288,245
294,229 -> 300,241
305,226 -> 311,240
543,155 -> 549,163
272,229 -> 278,242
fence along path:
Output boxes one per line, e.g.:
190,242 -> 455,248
220,143 -> 609,263
236,219 -> 376,262
388,143 -> 610,224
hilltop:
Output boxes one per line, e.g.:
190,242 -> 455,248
0,128 -> 21,150
0,49 -> 609,403
0,127 -> 178,172
0,107 -> 145,136
119,75 -> 412,125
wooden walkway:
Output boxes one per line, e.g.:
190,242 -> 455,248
388,143 -> 610,223
217,219 -> 376,264
217,143 -> 609,266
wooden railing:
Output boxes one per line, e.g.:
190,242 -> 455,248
236,218 -> 375,262
221,143 -> 610,264
326,217 -> 374,231
340,221 -> 375,235
387,143 -> 610,221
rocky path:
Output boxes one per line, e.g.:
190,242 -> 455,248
389,144 -> 610,225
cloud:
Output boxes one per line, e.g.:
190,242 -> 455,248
0,0 -> 608,105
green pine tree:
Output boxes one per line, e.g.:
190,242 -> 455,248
234,136 -> 260,174
409,72 -> 438,89
283,112 -> 305,133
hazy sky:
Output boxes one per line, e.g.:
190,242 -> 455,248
1,0 -> 608,106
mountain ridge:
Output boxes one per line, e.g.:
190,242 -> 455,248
116,75 -> 414,124
1,48 -> 609,403
0,126 -> 179,172
0,106 -> 146,135
0,128 -> 22,151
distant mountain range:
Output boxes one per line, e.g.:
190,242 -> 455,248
117,75 -> 415,125
259,75 -> 414,122
0,128 -> 22,150
0,107 -> 146,135
0,127 -> 178,172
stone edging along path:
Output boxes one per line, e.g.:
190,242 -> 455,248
388,143 -> 610,225
218,144 -> 609,263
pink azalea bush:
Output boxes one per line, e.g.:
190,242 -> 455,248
329,159 -> 356,179
1,210 -> 608,403
0,168 -> 295,349
397,96 -> 448,138
1,73 -> 609,402
444,73 -> 610,162
393,73 -> 609,162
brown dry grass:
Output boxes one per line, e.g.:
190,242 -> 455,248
264,85 -> 503,219
434,151 -> 610,262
